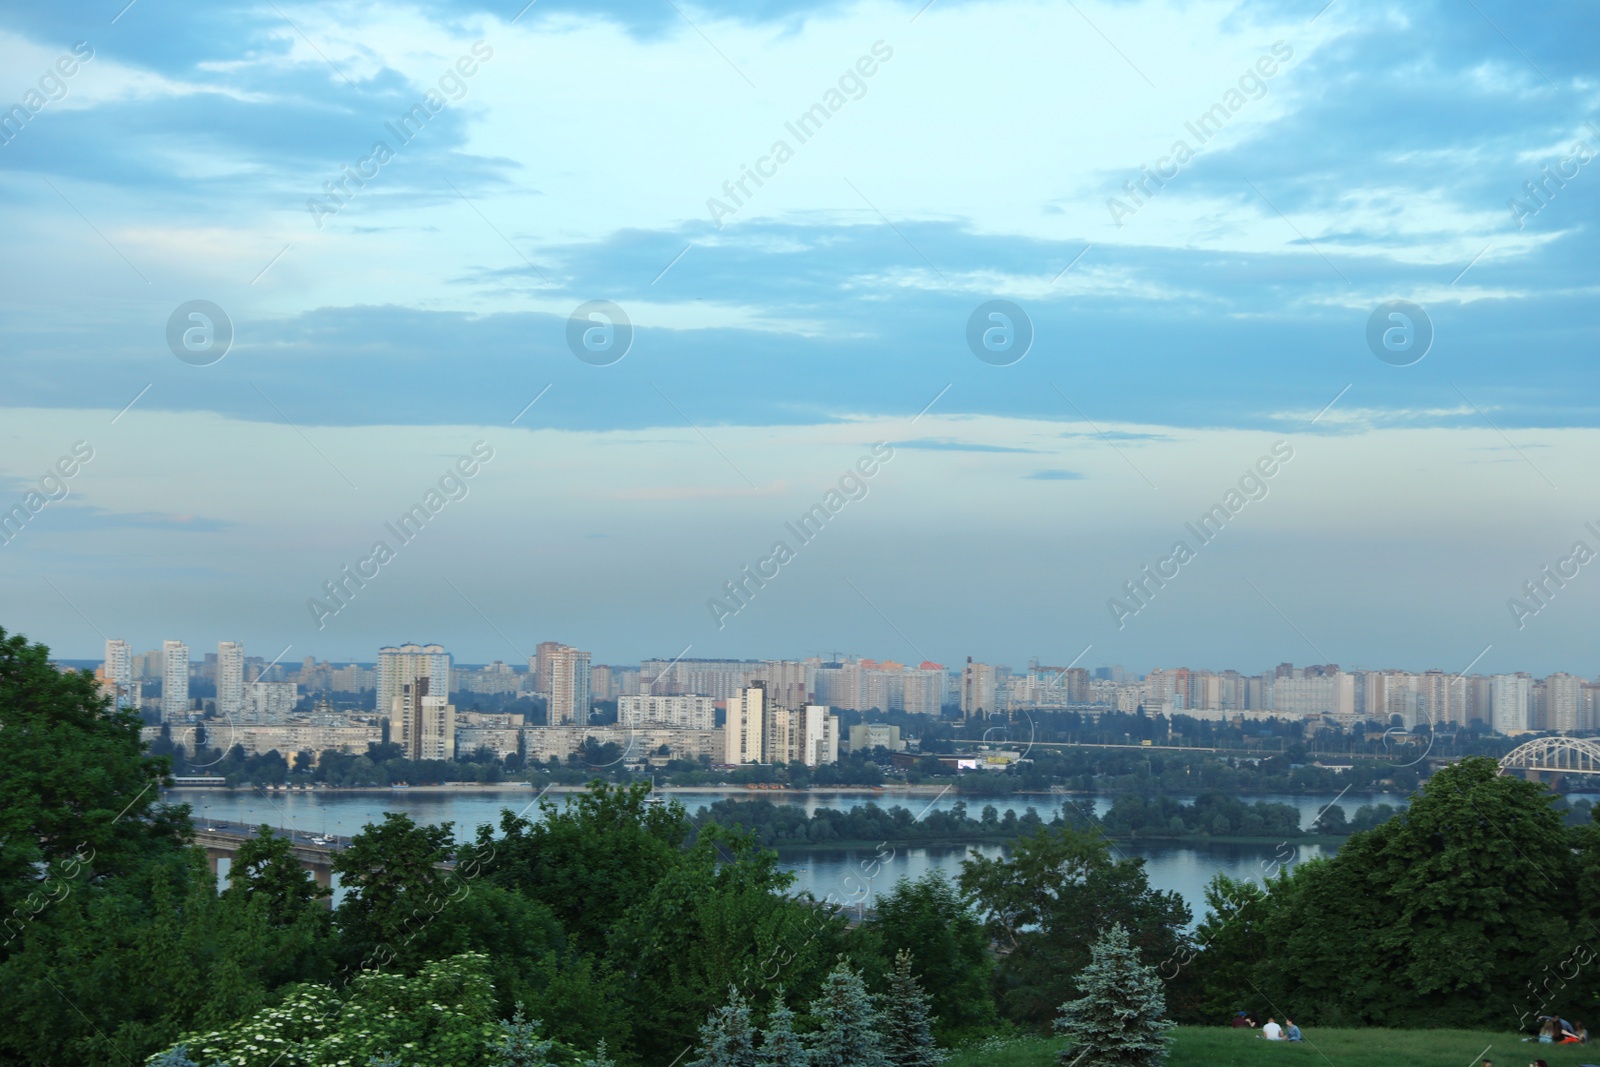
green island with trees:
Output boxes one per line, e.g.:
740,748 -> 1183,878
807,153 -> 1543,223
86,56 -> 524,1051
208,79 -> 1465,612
6,625 -> 1600,1067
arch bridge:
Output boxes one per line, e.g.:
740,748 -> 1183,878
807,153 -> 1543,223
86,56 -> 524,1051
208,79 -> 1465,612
1498,737 -> 1600,783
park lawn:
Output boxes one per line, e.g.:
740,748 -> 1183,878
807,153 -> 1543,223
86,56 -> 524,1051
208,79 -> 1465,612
945,1027 -> 1595,1067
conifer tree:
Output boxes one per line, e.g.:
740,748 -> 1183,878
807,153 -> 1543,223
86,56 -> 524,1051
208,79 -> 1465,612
881,950 -> 943,1067
688,985 -> 758,1067
495,1003 -> 559,1067
807,961 -> 887,1067
1053,924 -> 1174,1067
581,1039 -> 615,1067
755,989 -> 807,1067
147,1046 -> 201,1067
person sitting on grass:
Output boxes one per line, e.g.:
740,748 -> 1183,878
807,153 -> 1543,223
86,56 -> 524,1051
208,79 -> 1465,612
1285,1019 -> 1302,1042
1261,1017 -> 1282,1040
1231,1011 -> 1250,1029
1538,1017 -> 1559,1043
1559,1019 -> 1585,1044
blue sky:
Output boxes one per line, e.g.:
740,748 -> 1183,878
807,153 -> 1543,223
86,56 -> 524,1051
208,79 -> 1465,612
2,0 -> 1598,676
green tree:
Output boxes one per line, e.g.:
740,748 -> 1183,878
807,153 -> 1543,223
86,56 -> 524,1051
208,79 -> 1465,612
880,950 -> 942,1067
960,826 -> 1190,1028
331,812 -> 456,972
225,826 -> 331,923
1053,924 -> 1174,1067
0,627 -> 185,956
755,990 -> 806,1067
1256,757 -> 1574,1027
806,961 -> 886,1067
457,781 -> 690,958
687,985 -> 757,1067
494,1003 -> 560,1067
866,873 -> 993,1040
1188,874 -> 1270,1022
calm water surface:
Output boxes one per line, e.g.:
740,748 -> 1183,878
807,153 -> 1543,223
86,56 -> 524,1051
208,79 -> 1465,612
178,786 -> 1399,919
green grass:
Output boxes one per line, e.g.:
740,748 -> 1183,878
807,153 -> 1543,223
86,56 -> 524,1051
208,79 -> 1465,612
944,1027 -> 1595,1067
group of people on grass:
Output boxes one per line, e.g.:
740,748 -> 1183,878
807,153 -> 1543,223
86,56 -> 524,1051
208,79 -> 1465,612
1229,1011 -> 1302,1041
1535,1015 -> 1589,1045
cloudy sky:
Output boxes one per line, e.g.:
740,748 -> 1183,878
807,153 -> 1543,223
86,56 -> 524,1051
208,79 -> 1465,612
1,0 -> 1597,676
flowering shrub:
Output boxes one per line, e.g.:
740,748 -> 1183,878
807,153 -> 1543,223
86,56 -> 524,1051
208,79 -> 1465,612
147,953 -> 516,1067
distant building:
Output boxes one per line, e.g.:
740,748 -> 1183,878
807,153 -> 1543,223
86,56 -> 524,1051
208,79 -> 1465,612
848,722 -> 902,753
962,658 -> 998,719
244,681 -> 299,723
724,683 -> 767,764
618,694 -> 716,730
103,639 -> 133,709
392,677 -> 455,760
161,640 -> 190,721
377,644 -> 450,718
1491,673 -> 1534,734
217,641 -> 245,719
546,645 -> 591,726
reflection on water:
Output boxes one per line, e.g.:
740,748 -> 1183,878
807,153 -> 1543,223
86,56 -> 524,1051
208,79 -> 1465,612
176,786 -> 1355,923
775,840 -> 1330,927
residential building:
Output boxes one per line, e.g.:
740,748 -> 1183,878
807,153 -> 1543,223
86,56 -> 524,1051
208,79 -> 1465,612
217,641 -> 245,719
244,681 -> 299,723
161,640 -> 190,721
961,658 -> 999,719
103,639 -> 133,709
377,643 -> 451,718
391,677 -> 456,760
1491,673 -> 1534,734
546,645 -> 591,726
618,694 -> 716,730
724,683 -> 767,764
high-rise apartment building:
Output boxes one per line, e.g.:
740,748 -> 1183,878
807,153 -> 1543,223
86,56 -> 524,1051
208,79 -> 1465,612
531,641 -> 565,696
217,641 -> 245,719
546,645 -> 591,726
724,683 -> 767,764
1546,673 -> 1583,733
103,639 -> 133,709
390,677 -> 456,760
161,640 -> 190,721
962,658 -> 999,719
377,644 -> 451,717
1491,673 -> 1534,734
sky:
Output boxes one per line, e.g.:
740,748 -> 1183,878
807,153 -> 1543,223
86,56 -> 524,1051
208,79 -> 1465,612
1,0 -> 1598,676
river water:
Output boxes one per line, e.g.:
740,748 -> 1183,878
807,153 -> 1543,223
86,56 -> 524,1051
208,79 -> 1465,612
176,786 -> 1411,922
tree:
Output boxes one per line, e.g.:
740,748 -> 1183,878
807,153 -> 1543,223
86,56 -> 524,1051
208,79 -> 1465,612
1310,804 -> 1347,835
880,950 -> 942,1067
1254,757 -> 1574,1028
225,826 -> 330,924
960,826 -> 1190,1028
494,1003 -> 560,1067
0,628 -> 186,959
330,812 -> 456,972
1053,924 -> 1174,1067
806,961 -> 886,1067
755,990 -> 806,1067
867,873 -> 993,1040
687,985 -> 757,1067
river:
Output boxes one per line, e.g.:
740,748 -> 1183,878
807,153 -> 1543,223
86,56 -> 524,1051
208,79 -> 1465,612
175,785 -> 1411,923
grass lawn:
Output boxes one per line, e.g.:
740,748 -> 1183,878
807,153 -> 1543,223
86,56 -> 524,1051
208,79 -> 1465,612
945,1027 -> 1597,1067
